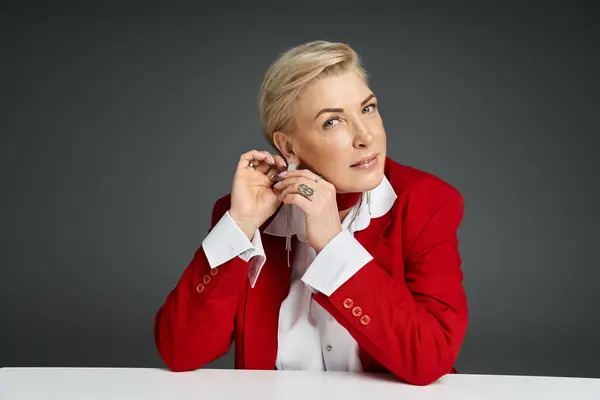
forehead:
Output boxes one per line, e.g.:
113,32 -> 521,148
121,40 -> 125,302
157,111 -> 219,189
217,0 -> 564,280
295,70 -> 371,117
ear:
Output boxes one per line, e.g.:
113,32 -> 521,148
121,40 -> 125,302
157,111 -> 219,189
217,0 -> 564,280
272,131 -> 294,158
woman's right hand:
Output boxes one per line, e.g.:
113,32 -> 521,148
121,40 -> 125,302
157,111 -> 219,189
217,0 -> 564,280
229,150 -> 288,240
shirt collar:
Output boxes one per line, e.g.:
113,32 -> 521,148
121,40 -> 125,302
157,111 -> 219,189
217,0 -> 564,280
263,175 -> 397,242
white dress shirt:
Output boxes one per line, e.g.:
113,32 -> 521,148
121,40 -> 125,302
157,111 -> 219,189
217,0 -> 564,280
202,176 -> 397,371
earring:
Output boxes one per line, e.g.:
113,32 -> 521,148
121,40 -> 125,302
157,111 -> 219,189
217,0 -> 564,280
285,162 -> 298,268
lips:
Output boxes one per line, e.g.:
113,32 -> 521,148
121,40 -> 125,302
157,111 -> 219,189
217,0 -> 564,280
351,153 -> 379,167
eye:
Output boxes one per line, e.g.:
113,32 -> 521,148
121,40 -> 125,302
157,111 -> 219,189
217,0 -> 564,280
363,103 -> 377,113
323,117 -> 340,129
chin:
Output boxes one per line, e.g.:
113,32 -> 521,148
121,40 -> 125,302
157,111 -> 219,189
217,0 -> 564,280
341,167 -> 384,193
361,171 -> 385,191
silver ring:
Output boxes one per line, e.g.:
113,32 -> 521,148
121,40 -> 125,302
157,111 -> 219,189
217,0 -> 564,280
297,184 -> 314,200
314,175 -> 323,183
248,161 -> 256,169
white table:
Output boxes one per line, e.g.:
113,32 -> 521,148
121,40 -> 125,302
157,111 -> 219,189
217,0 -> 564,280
1,368 -> 599,399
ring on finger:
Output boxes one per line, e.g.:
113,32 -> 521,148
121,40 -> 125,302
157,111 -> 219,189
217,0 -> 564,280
248,161 -> 256,169
297,183 -> 314,200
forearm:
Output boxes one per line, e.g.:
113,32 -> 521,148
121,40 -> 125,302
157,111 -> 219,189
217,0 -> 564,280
153,245 -> 250,371
313,259 -> 468,385
154,196 -> 258,371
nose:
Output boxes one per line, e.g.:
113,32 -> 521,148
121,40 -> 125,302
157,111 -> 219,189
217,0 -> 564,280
352,120 -> 374,148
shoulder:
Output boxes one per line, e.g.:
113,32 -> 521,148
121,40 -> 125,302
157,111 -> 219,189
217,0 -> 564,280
384,157 -> 463,225
385,157 -> 462,203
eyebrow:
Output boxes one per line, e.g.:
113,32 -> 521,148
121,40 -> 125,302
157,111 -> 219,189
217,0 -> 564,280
313,93 -> 376,120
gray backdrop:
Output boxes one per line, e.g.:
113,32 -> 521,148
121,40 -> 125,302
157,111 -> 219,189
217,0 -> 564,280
1,0 -> 599,378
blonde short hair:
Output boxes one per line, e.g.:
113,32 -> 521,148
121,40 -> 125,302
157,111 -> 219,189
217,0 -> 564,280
258,40 -> 367,147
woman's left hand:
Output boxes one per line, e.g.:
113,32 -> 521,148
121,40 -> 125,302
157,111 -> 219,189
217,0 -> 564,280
273,169 -> 342,253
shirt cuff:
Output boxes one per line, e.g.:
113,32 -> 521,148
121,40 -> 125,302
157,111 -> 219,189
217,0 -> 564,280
301,229 -> 373,296
247,228 -> 266,288
202,211 -> 260,268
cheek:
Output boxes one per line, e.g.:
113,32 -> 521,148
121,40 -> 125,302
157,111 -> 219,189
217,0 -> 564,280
300,138 -> 350,175
368,115 -> 386,137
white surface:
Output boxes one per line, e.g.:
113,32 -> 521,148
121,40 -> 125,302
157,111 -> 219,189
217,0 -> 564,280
1,368 -> 599,400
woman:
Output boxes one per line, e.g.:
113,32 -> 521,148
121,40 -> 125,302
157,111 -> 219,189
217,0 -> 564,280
154,40 -> 468,386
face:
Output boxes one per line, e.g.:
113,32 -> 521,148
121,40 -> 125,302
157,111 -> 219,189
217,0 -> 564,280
274,69 -> 387,193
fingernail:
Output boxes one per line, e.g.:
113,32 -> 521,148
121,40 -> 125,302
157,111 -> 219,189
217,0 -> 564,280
274,181 -> 282,187
269,156 -> 275,164
278,171 -> 287,177
281,159 -> 287,167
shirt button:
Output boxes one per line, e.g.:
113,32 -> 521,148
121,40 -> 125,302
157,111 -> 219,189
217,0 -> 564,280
343,298 -> 354,309
210,267 -> 219,276
352,306 -> 363,317
360,315 -> 371,326
196,283 -> 205,293
202,275 -> 211,284
326,345 -> 332,352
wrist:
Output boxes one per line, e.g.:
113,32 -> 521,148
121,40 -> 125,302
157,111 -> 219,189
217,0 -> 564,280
314,227 -> 343,254
229,210 -> 258,241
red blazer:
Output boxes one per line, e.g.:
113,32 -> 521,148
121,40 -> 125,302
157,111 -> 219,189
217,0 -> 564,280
154,157 -> 468,386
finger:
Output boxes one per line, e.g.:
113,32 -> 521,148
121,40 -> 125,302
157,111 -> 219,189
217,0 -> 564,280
278,169 -> 320,182
272,154 -> 288,171
237,150 -> 276,171
272,175 -> 311,193
254,151 -> 279,174
253,167 -> 279,187
277,178 -> 316,201
264,167 -> 280,183
254,160 -> 273,174
259,155 -> 287,186
281,193 -> 312,215
272,175 -> 294,192
274,180 -> 295,197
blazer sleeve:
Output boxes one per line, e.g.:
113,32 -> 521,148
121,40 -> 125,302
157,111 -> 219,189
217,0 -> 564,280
312,178 -> 468,385
153,195 -> 251,371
